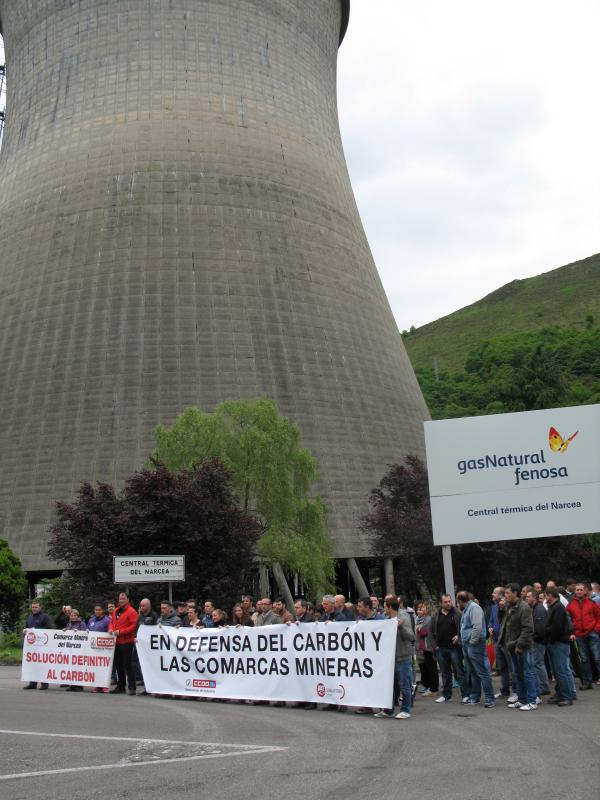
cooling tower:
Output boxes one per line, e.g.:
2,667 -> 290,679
0,0 -> 429,574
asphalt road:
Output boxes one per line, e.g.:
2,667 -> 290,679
0,666 -> 598,800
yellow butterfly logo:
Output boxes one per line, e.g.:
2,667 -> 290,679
549,426 -> 578,453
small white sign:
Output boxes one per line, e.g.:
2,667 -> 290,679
113,555 -> 185,583
424,403 -> 600,546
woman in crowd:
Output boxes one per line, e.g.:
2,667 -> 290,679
187,604 -> 202,628
87,603 -> 111,693
65,609 -> 88,692
416,600 -> 439,696
232,603 -> 254,626
212,608 -> 228,627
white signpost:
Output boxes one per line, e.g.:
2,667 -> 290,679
113,555 -> 185,602
424,403 -> 600,599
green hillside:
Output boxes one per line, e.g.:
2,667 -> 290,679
403,253 -> 600,373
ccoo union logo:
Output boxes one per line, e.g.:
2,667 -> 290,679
185,678 -> 217,690
90,636 -> 115,649
26,631 -> 48,646
315,683 -> 346,700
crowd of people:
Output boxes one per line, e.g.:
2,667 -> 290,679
22,579 -> 600,719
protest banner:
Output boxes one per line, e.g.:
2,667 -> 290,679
21,629 -> 116,688
136,620 -> 396,707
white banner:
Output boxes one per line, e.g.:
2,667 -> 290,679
424,403 -> 600,545
136,621 -> 396,707
21,629 -> 116,688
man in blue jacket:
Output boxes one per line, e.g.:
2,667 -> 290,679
456,591 -> 495,708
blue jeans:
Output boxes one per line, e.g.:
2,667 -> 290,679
463,642 -> 494,703
436,646 -> 467,699
576,633 -> 600,685
532,643 -> 550,693
548,642 -> 576,700
509,648 -> 538,704
384,659 -> 413,715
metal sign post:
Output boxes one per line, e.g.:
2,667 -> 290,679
442,545 -> 455,604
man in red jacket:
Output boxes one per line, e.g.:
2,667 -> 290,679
109,591 -> 139,695
566,583 -> 600,690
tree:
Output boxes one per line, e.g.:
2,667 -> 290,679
361,456 -> 443,598
0,539 -> 28,631
152,398 -> 335,600
48,461 -> 262,610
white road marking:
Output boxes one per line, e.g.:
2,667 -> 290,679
0,730 -> 286,781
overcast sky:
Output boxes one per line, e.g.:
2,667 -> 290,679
338,0 -> 600,330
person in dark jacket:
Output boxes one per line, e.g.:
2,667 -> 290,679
487,588 -> 512,699
54,605 -> 71,629
175,600 -> 191,627
292,599 -> 314,623
157,600 -> 182,627
525,589 -> 550,695
134,598 -> 158,691
334,594 -> 355,621
431,595 -> 467,702
499,583 -> 537,710
22,600 -> 53,690
137,598 -> 159,627
545,588 -> 576,705
88,603 -> 112,693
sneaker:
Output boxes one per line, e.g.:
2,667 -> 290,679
91,688 -> 100,693
507,701 -> 522,708
128,688 -> 136,696
466,699 -> 480,705
557,700 -> 573,706
484,701 -> 495,708
109,687 -> 125,694
535,697 -> 542,705
395,711 -> 411,719
417,687 -> 428,694
101,688 -> 109,693
507,694 -> 518,703
435,696 -> 450,703
461,696 -> 470,704
420,689 -> 434,697
373,711 -> 394,718
519,703 -> 537,711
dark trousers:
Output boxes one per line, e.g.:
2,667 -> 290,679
419,651 -> 439,691
495,644 -> 514,695
114,643 -> 136,690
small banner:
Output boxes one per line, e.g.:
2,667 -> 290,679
21,629 -> 116,688
136,620 -> 396,707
